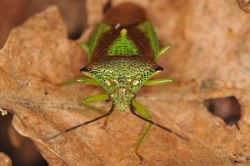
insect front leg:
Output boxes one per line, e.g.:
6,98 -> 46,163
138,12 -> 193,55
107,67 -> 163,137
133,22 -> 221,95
131,99 -> 153,160
82,94 -> 109,113
82,94 -> 111,128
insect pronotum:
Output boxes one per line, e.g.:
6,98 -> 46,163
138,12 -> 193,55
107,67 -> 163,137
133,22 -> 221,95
47,2 -> 188,158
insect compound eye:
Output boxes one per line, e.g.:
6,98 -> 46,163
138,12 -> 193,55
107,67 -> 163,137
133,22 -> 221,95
155,66 -> 163,72
80,67 -> 91,73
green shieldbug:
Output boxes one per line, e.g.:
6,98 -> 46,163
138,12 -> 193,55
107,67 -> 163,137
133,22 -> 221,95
48,2 -> 188,158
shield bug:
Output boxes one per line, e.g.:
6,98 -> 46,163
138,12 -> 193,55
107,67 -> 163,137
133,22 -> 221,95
48,2 -> 188,159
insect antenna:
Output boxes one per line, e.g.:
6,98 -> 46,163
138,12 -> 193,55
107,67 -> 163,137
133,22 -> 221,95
129,105 -> 189,141
46,104 -> 115,141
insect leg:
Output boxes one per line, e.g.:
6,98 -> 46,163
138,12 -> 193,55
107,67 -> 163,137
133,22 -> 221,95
80,42 -> 89,53
81,42 -> 93,63
155,44 -> 171,61
82,94 -> 109,114
131,100 -> 152,153
57,78 -> 100,86
131,100 -> 189,141
130,99 -> 189,159
82,94 -> 111,128
143,78 -> 177,86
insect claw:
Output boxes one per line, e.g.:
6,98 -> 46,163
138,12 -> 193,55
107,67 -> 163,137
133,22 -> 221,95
134,151 -> 144,162
102,116 -> 110,129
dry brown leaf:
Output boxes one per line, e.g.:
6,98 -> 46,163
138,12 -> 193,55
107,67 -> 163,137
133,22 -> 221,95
0,152 -> 12,166
1,0 -> 250,165
237,0 -> 250,13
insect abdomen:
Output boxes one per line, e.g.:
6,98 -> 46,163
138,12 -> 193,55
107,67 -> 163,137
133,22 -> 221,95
88,3 -> 159,62
104,2 -> 147,27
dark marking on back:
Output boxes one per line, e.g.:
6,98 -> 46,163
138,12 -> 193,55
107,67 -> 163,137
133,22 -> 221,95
127,26 -> 155,59
91,29 -> 120,61
104,2 -> 147,27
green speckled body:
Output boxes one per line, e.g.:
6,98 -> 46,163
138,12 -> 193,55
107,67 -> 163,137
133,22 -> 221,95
85,56 -> 159,94
51,2 -> 184,154
81,3 -> 163,111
